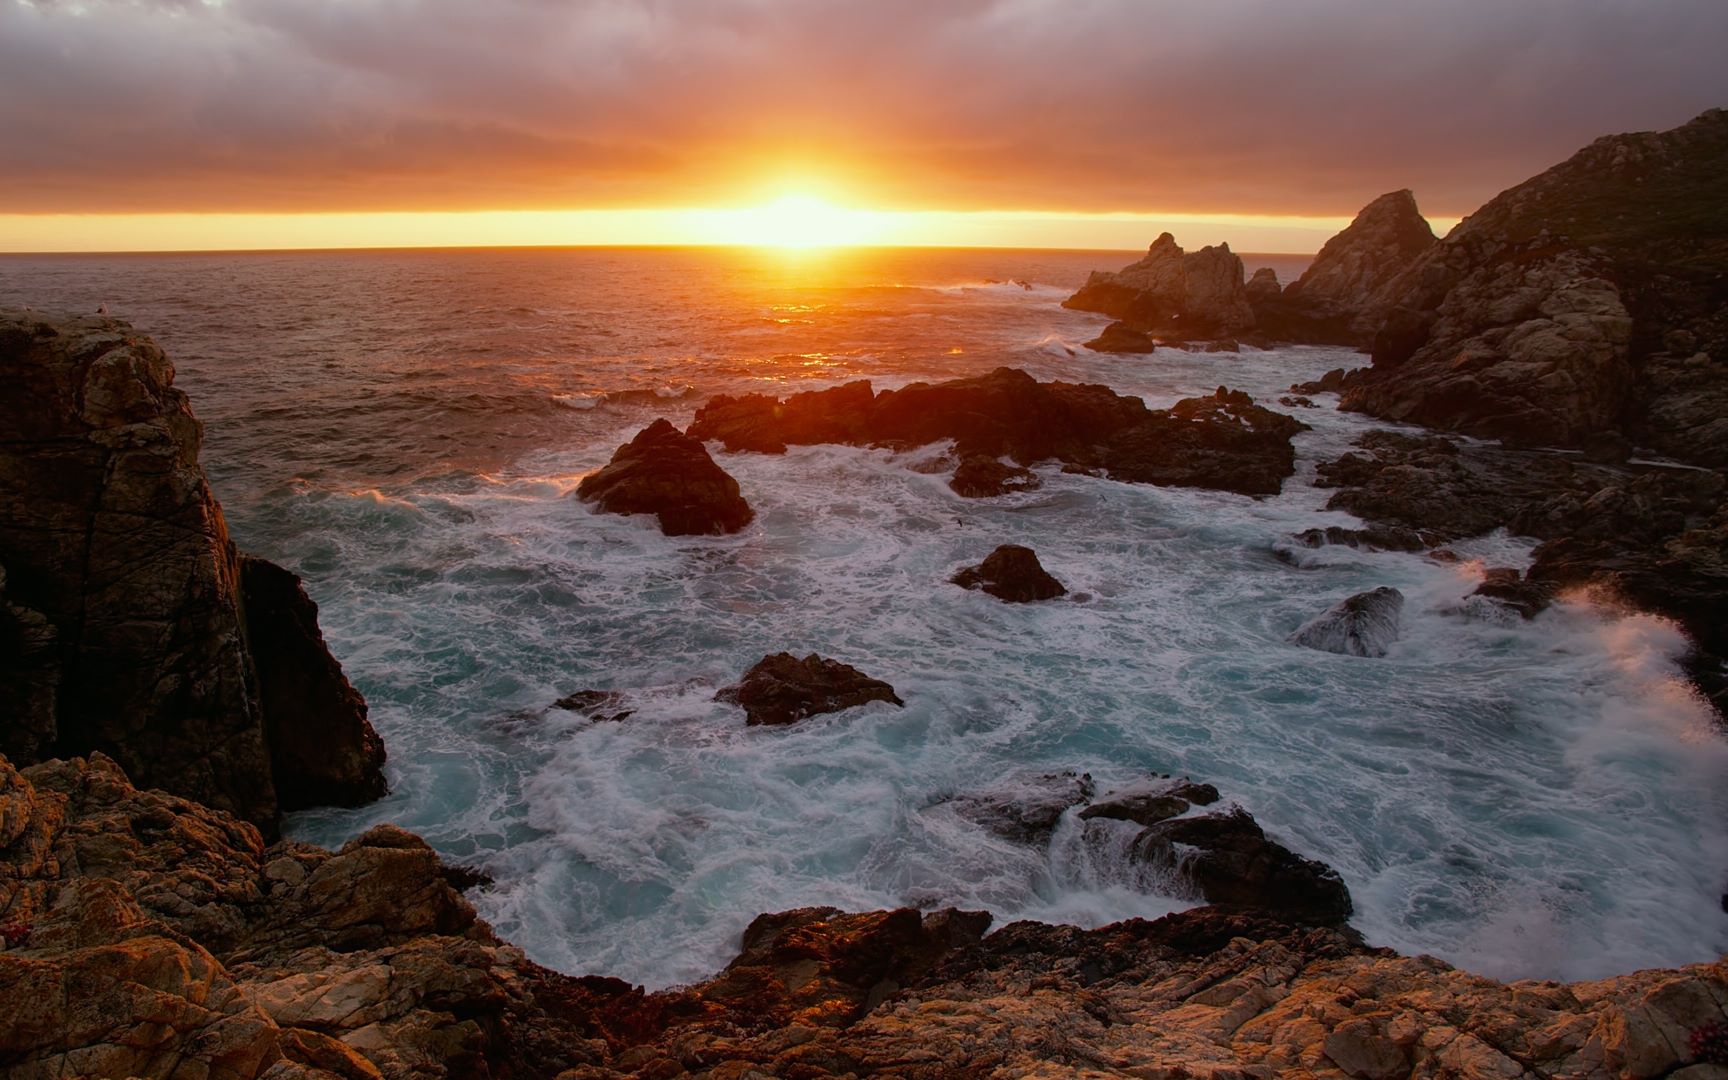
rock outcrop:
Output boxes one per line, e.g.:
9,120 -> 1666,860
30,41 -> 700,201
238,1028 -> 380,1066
1288,587 -> 1406,658
1341,109 -> 1728,465
689,367 -> 1308,497
715,652 -> 904,726
577,418 -> 754,536
1081,320 -> 1158,354
1132,807 -> 1355,925
950,544 -> 1067,602
1063,232 -> 1258,338
0,310 -> 386,832
9,751 -> 1728,1078
1256,190 -> 1439,343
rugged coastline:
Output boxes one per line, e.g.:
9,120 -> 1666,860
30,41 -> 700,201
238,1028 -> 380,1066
4,110 -> 1728,1078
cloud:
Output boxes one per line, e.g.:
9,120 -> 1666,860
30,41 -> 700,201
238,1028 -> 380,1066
1,0 -> 1724,216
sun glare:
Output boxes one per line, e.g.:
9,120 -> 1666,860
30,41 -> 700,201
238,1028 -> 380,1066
695,193 -> 888,249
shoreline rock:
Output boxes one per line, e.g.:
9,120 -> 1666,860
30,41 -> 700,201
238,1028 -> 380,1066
950,544 -> 1067,602
0,309 -> 386,833
715,652 -> 904,726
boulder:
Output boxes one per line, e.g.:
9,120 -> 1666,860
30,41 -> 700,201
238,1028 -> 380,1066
1082,320 -> 1158,354
1469,567 -> 1552,620
1288,587 -> 1405,658
1245,267 -> 1283,302
0,310 -> 386,832
577,418 -> 754,536
1093,387 -> 1308,496
686,380 -> 875,453
1131,807 -> 1354,925
948,454 -> 1041,498
951,544 -> 1066,603
1344,110 -> 1728,467
715,652 -> 904,726
1288,524 -> 1434,553
1064,233 -> 1257,338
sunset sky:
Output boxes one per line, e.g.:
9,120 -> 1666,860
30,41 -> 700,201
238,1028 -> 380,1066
2,0 -> 1724,253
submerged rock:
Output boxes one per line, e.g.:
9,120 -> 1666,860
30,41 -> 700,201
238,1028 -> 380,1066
939,770 -> 1096,844
1288,587 -> 1406,658
951,544 -> 1067,603
949,453 -> 1041,497
0,309 -> 386,832
1289,524 -> 1434,553
551,688 -> 635,723
1131,807 -> 1354,925
716,652 -> 904,726
577,417 -> 754,536
1082,320 -> 1158,354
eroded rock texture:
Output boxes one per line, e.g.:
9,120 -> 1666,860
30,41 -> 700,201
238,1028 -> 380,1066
1063,232 -> 1258,338
0,310 -> 385,831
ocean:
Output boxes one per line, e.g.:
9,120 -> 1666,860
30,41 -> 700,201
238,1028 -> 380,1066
3,245 -> 1724,989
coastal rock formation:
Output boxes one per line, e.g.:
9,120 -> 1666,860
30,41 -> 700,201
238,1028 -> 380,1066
1133,808 -> 1355,925
1063,232 -> 1258,338
1288,524 -> 1434,553
0,310 -> 385,832
1079,777 -> 1221,827
8,751 -> 1728,1078
715,652 -> 904,726
1342,109 -> 1728,465
1288,587 -> 1406,658
939,770 -> 1096,844
1081,320 -> 1158,353
1262,189 -> 1439,343
947,453 -> 1041,497
690,368 -> 1308,497
1246,266 -> 1283,302
950,544 -> 1067,602
577,418 -> 754,536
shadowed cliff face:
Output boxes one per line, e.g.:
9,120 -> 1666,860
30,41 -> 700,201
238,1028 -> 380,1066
0,310 -> 385,831
4,752 -> 1728,1079
1343,109 -> 1728,465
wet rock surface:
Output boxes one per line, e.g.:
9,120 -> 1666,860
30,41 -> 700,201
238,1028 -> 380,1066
1133,807 -> 1355,925
1081,319 -> 1158,353
950,544 -> 1067,603
0,310 -> 386,832
947,452 -> 1041,497
1288,587 -> 1406,658
577,418 -> 755,536
715,652 -> 904,726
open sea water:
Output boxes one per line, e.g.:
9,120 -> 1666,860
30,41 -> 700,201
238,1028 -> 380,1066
3,245 -> 1724,988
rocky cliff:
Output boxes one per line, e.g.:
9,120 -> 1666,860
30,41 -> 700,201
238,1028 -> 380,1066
0,310 -> 386,832
1341,109 -> 1728,464
5,751 -> 1728,1079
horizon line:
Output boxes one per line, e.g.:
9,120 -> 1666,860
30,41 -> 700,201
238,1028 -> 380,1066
0,240 -> 1323,258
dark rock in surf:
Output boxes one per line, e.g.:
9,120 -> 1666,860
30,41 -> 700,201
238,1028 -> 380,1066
949,454 -> 1042,498
940,771 -> 1096,844
1288,587 -> 1405,658
1095,387 -> 1307,496
717,652 -> 904,727
687,380 -> 876,453
1082,321 -> 1158,354
239,555 -> 387,810
551,689 -> 635,723
1469,568 -> 1553,620
1131,807 -> 1354,925
0,309 -> 387,832
1279,395 -> 1318,409
951,545 -> 1066,603
1063,233 -> 1257,338
1291,367 -> 1352,396
1290,525 -> 1433,553
577,418 -> 754,536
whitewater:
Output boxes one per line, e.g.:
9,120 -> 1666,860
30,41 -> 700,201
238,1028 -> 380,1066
3,246 -> 1723,989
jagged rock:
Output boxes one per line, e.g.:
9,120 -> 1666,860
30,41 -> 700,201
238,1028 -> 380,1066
0,310 -> 386,832
948,453 -> 1041,497
1081,320 -> 1158,353
1288,587 -> 1405,658
1279,394 -> 1318,408
577,418 -> 754,536
938,771 -> 1095,843
1344,110 -> 1728,466
239,556 -> 386,812
1131,807 -> 1354,925
1064,233 -> 1258,338
1281,190 -> 1439,335
1469,567 -> 1553,619
1078,777 -> 1219,828
1292,366 -> 1352,395
691,368 -> 1307,496
715,652 -> 904,726
950,544 -> 1066,603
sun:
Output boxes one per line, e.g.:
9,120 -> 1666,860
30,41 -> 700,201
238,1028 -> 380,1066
700,193 -> 888,249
